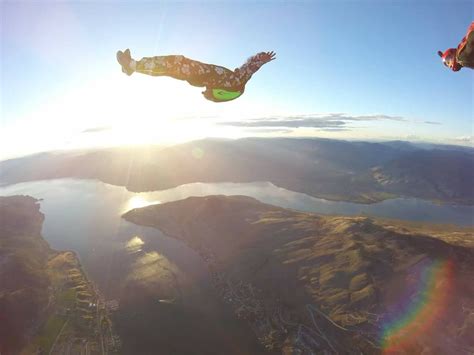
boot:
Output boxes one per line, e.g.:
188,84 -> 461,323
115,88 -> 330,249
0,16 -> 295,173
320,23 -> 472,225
116,49 -> 134,76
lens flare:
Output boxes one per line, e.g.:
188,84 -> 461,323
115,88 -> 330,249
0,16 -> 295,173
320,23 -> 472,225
380,258 -> 454,353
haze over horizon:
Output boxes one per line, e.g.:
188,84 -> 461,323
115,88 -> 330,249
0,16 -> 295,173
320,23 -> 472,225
1,1 -> 473,160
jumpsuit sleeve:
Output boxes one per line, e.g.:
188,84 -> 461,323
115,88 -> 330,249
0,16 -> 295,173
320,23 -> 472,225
456,21 -> 474,69
457,22 -> 474,52
234,52 -> 269,86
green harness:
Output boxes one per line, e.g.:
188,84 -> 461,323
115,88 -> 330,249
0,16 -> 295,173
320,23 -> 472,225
212,88 -> 242,101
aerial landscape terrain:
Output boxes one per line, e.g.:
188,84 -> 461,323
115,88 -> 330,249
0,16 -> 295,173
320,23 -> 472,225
1,138 -> 474,354
123,195 -> 474,354
1,138 -> 473,205
2,1 -> 473,354
0,196 -> 120,354
2,189 -> 473,354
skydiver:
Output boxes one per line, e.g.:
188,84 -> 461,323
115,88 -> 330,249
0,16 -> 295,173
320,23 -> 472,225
116,49 -> 276,102
438,21 -> 474,71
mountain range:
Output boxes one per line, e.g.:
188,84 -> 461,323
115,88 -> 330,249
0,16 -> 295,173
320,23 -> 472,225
1,138 -> 473,204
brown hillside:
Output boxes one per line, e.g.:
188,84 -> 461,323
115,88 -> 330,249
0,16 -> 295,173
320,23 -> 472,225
123,195 -> 474,354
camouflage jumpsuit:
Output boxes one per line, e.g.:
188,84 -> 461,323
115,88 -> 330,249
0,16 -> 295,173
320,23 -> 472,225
133,52 -> 270,93
456,21 -> 474,69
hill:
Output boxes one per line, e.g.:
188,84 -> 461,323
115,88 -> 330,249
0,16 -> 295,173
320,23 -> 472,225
372,149 -> 474,204
0,196 -> 51,354
123,195 -> 474,354
0,196 -> 119,354
1,138 -> 473,204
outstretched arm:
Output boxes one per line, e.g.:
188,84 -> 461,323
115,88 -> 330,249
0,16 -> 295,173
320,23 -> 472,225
457,21 -> 474,53
456,21 -> 474,69
234,51 -> 276,85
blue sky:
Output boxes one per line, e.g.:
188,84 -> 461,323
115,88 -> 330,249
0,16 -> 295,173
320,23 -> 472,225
1,1 -> 473,159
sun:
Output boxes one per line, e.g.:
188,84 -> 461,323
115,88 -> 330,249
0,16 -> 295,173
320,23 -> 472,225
82,72 -> 245,147
2,69 -> 247,159
76,72 -> 233,146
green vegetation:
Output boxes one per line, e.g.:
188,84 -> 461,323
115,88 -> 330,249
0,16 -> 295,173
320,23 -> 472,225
59,288 -> 77,307
33,315 -> 67,353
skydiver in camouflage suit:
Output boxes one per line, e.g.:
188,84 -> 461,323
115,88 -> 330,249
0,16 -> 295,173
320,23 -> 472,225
438,21 -> 474,72
116,49 -> 276,102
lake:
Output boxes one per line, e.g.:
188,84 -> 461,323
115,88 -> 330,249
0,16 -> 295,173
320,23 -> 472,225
0,179 -> 264,354
0,178 -> 472,353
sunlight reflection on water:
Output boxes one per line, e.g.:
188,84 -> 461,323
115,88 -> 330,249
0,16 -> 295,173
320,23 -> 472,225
124,196 -> 161,212
126,250 -> 182,298
0,178 -> 472,227
125,236 -> 144,253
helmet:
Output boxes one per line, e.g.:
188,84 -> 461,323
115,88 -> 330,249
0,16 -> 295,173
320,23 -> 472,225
438,49 -> 462,71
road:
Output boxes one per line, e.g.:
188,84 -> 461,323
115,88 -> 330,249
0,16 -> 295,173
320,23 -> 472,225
48,319 -> 69,355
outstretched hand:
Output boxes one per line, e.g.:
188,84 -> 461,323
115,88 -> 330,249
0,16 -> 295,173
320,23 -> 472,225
261,51 -> 276,63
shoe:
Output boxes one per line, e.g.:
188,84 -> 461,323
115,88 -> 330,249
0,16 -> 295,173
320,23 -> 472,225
117,48 -> 134,76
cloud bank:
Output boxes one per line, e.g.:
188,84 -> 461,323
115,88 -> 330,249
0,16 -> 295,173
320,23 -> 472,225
453,135 -> 474,144
218,113 -> 409,131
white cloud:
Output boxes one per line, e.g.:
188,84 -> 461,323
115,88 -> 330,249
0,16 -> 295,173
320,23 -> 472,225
452,135 -> 474,145
218,113 -> 408,130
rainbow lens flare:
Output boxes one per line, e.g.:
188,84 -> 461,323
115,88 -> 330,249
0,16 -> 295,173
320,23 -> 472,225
380,258 -> 454,353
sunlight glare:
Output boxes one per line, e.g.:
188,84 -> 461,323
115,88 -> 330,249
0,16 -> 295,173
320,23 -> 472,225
125,236 -> 145,253
125,196 -> 161,212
